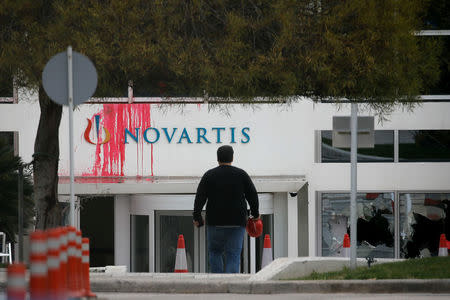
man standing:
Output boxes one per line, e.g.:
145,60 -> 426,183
193,145 -> 259,273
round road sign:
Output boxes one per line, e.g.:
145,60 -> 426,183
42,50 -> 97,106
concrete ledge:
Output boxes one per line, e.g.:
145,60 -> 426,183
90,272 -> 251,280
89,278 -> 450,294
249,257 -> 403,281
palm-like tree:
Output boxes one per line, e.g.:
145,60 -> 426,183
0,138 -> 34,243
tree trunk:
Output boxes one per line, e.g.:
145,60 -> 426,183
33,88 -> 63,229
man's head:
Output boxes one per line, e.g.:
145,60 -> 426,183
217,145 -> 234,164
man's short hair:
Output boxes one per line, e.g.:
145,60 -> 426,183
217,145 -> 234,163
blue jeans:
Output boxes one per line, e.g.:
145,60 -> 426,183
207,226 -> 245,273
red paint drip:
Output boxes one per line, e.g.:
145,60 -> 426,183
82,103 -> 154,177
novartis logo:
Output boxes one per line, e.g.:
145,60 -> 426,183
84,115 -> 111,145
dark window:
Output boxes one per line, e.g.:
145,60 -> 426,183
0,132 -> 14,148
422,0 -> 450,30
0,71 -> 13,98
321,130 -> 394,162
399,130 -> 450,162
0,132 -> 14,159
420,36 -> 450,94
321,192 -> 395,258
400,193 -> 450,258
131,214 -> 149,272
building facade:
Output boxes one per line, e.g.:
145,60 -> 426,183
1,93 -> 449,273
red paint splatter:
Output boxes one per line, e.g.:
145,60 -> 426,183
82,103 -> 154,177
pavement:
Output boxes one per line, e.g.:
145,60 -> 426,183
93,293 -> 450,300
2,293 -> 450,300
1,257 -> 450,295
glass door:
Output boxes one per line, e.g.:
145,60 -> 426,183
155,211 -> 206,272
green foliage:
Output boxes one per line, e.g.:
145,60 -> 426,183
296,257 -> 450,280
0,139 -> 34,243
0,0 -> 441,105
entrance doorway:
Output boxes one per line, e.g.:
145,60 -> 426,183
128,193 -> 274,273
80,196 -> 115,267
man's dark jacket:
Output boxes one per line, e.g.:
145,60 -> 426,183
193,165 -> 259,226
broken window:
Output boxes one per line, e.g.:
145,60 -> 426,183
321,192 -> 394,258
400,193 -> 449,258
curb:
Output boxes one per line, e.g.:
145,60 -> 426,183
90,278 -> 450,294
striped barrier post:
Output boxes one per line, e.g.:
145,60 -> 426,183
82,238 -> 96,298
47,228 -> 62,300
66,226 -> 80,297
76,230 -> 84,294
7,263 -> 26,300
30,230 -> 47,300
59,227 -> 68,299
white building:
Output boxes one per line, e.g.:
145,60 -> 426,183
1,93 -> 449,273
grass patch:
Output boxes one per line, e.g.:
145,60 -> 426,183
294,257 -> 450,280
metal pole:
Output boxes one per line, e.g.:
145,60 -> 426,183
67,46 -> 75,227
350,102 -> 358,269
18,166 -> 24,262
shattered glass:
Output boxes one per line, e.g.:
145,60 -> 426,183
400,193 -> 450,258
322,193 -> 394,258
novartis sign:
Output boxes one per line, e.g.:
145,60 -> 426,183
84,115 -> 250,145
124,127 -> 250,144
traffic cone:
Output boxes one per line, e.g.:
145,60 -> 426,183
261,234 -> 273,269
47,228 -> 62,300
81,238 -> 96,298
343,234 -> 350,258
174,234 -> 188,273
7,263 -> 26,300
67,226 -> 80,297
438,234 -> 448,257
76,230 -> 85,294
30,230 -> 48,300
59,227 -> 68,299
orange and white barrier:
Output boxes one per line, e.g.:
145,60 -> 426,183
30,230 -> 48,300
82,238 -> 97,298
7,263 -> 26,300
59,227 -> 68,298
76,230 -> 84,295
343,233 -> 350,258
47,228 -> 62,300
261,234 -> 273,269
67,226 -> 81,297
438,234 -> 448,257
174,234 -> 188,273
6,226 -> 97,300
